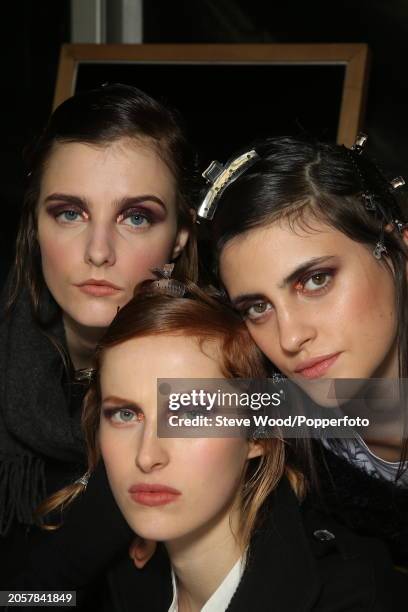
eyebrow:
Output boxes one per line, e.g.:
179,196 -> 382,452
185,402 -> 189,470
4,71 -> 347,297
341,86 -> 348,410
230,256 -> 336,307
278,255 -> 336,288
101,395 -> 141,410
43,193 -> 167,212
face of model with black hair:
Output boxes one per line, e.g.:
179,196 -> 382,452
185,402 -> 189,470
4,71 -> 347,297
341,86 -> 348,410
36,137 -> 189,356
220,216 -> 399,401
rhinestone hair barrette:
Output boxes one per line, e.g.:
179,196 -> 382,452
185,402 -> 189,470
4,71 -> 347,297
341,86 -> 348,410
150,263 -> 187,297
197,149 -> 260,220
74,368 -> 96,383
75,471 -> 91,488
348,133 -> 406,259
349,133 -> 406,228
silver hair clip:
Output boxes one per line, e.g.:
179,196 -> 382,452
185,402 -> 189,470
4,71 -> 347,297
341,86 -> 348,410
197,149 -> 260,220
252,425 -> 269,440
390,176 -> 405,190
74,368 -> 96,383
389,177 -> 406,233
348,135 -> 407,244
152,278 -> 186,297
75,471 -> 91,488
351,133 -> 368,154
151,263 -> 186,297
373,241 -> 387,260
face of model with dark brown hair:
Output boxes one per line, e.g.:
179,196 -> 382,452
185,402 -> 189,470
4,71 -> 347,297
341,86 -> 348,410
36,138 -> 189,364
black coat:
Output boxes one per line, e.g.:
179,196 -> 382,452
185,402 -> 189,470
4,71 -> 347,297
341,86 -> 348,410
106,478 -> 407,612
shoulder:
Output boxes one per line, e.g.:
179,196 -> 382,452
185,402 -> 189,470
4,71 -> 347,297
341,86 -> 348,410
230,479 -> 407,612
299,499 -> 407,611
311,441 -> 408,566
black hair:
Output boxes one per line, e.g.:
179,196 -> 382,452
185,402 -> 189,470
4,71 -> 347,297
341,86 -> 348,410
210,136 -> 408,475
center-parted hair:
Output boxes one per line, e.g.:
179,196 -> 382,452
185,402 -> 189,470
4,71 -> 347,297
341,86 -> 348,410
8,83 -> 199,319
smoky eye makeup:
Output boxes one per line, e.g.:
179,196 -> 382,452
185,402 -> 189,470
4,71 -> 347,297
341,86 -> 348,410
116,205 -> 163,227
294,267 -> 337,296
45,202 -> 87,219
115,196 -> 168,223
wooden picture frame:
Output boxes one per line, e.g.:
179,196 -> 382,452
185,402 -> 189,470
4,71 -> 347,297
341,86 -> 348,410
54,43 -> 370,149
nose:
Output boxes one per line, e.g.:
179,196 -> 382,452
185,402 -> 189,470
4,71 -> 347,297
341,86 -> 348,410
276,304 -> 317,353
135,428 -> 170,474
84,224 -> 116,267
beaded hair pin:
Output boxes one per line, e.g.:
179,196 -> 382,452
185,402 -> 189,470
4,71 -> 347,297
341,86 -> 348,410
150,263 -> 187,297
348,133 -> 406,259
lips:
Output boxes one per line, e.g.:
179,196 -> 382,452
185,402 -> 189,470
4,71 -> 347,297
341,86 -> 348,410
76,279 -> 122,297
294,353 -> 341,379
128,484 -> 181,507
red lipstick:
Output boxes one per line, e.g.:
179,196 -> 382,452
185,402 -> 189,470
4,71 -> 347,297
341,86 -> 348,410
294,353 -> 340,379
128,484 -> 181,507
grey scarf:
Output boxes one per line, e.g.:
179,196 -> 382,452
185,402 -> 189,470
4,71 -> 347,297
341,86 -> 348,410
0,289 -> 86,535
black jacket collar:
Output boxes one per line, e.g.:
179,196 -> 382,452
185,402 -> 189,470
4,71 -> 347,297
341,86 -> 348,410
107,478 -> 322,612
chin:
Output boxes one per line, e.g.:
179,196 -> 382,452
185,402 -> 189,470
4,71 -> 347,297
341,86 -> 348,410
69,307 -> 119,330
125,520 -> 185,543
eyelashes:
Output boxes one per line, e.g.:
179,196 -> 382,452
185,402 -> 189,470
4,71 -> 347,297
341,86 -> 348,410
102,406 -> 145,425
238,268 -> 337,322
117,207 -> 153,228
295,268 -> 335,296
45,203 -> 159,228
45,203 -> 86,223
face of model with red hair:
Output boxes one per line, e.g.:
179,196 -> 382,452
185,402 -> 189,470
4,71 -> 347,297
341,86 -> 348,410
99,334 -> 262,545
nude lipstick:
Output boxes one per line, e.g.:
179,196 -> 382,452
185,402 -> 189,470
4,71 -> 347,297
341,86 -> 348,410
76,279 -> 122,297
294,353 -> 340,379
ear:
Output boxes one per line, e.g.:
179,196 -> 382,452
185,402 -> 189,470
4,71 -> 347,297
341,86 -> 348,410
171,226 -> 190,260
246,439 -> 265,460
129,537 -> 157,569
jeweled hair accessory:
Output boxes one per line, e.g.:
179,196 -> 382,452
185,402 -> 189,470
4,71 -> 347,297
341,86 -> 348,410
75,471 -> 91,489
347,133 -> 406,259
74,368 -> 96,383
197,149 -> 260,220
150,263 -> 186,297
349,133 -> 406,228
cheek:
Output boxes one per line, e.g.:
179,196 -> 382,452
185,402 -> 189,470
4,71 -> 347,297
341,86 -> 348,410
118,229 -> 178,281
337,270 -> 396,343
99,427 -> 131,484
37,223 -> 68,276
185,439 -> 247,499
246,323 -> 279,363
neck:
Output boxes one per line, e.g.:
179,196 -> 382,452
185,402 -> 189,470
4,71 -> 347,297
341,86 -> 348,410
63,314 -> 106,369
165,507 -> 243,612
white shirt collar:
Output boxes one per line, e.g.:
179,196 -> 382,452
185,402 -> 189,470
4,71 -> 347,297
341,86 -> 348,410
168,555 -> 245,612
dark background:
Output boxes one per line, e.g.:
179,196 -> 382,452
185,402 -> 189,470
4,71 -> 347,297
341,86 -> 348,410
2,0 -> 408,279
